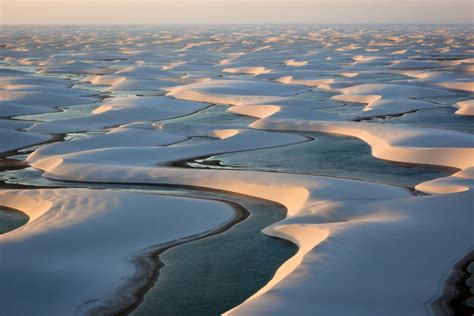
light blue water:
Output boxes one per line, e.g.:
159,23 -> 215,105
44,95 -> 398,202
192,132 -> 454,187
158,105 -> 255,128
16,102 -> 101,122
367,107 -> 473,134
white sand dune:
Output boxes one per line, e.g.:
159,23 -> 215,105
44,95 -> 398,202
0,69 -> 100,119
166,79 -> 307,106
436,81 -> 474,92
39,61 -> 114,75
1,25 -> 472,316
156,69 -> 473,313
27,125 -> 186,161
28,96 -> 208,133
352,55 -> 383,63
339,72 -> 359,78
389,59 -> 450,70
253,119 -> 474,169
396,70 -> 473,94
228,104 -> 280,119
283,60 -> 308,67
0,189 -> 235,315
454,100 -> 474,116
322,82 -> 456,116
167,90 -> 345,126
360,98 -> 442,117
222,67 -> 271,76
0,128 -> 51,154
275,76 -> 333,87
333,83 -> 452,99
23,147 -> 473,316
0,90 -> 98,117
229,191 -> 474,316
27,129 -> 306,169
25,107 -> 474,316
330,93 -> 381,105
416,167 -> 474,195
83,74 -> 127,86
82,69 -> 208,92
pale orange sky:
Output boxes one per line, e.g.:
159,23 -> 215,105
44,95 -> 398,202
1,0 -> 473,25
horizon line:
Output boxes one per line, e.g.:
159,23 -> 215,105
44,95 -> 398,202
2,22 -> 473,26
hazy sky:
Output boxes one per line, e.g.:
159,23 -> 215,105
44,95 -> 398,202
1,0 -> 473,25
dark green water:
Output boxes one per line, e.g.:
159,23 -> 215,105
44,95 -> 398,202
192,132 -> 455,188
132,195 -> 296,316
0,206 -> 29,234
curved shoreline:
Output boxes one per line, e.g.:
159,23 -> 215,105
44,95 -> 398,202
77,195 -> 249,316
0,176 -> 294,316
170,129 -> 456,193
0,205 -> 30,234
176,155 -> 454,193
1,27 -> 472,316
0,176 -> 298,315
4,145 -> 468,315
431,249 -> 474,316
2,160 -> 470,313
